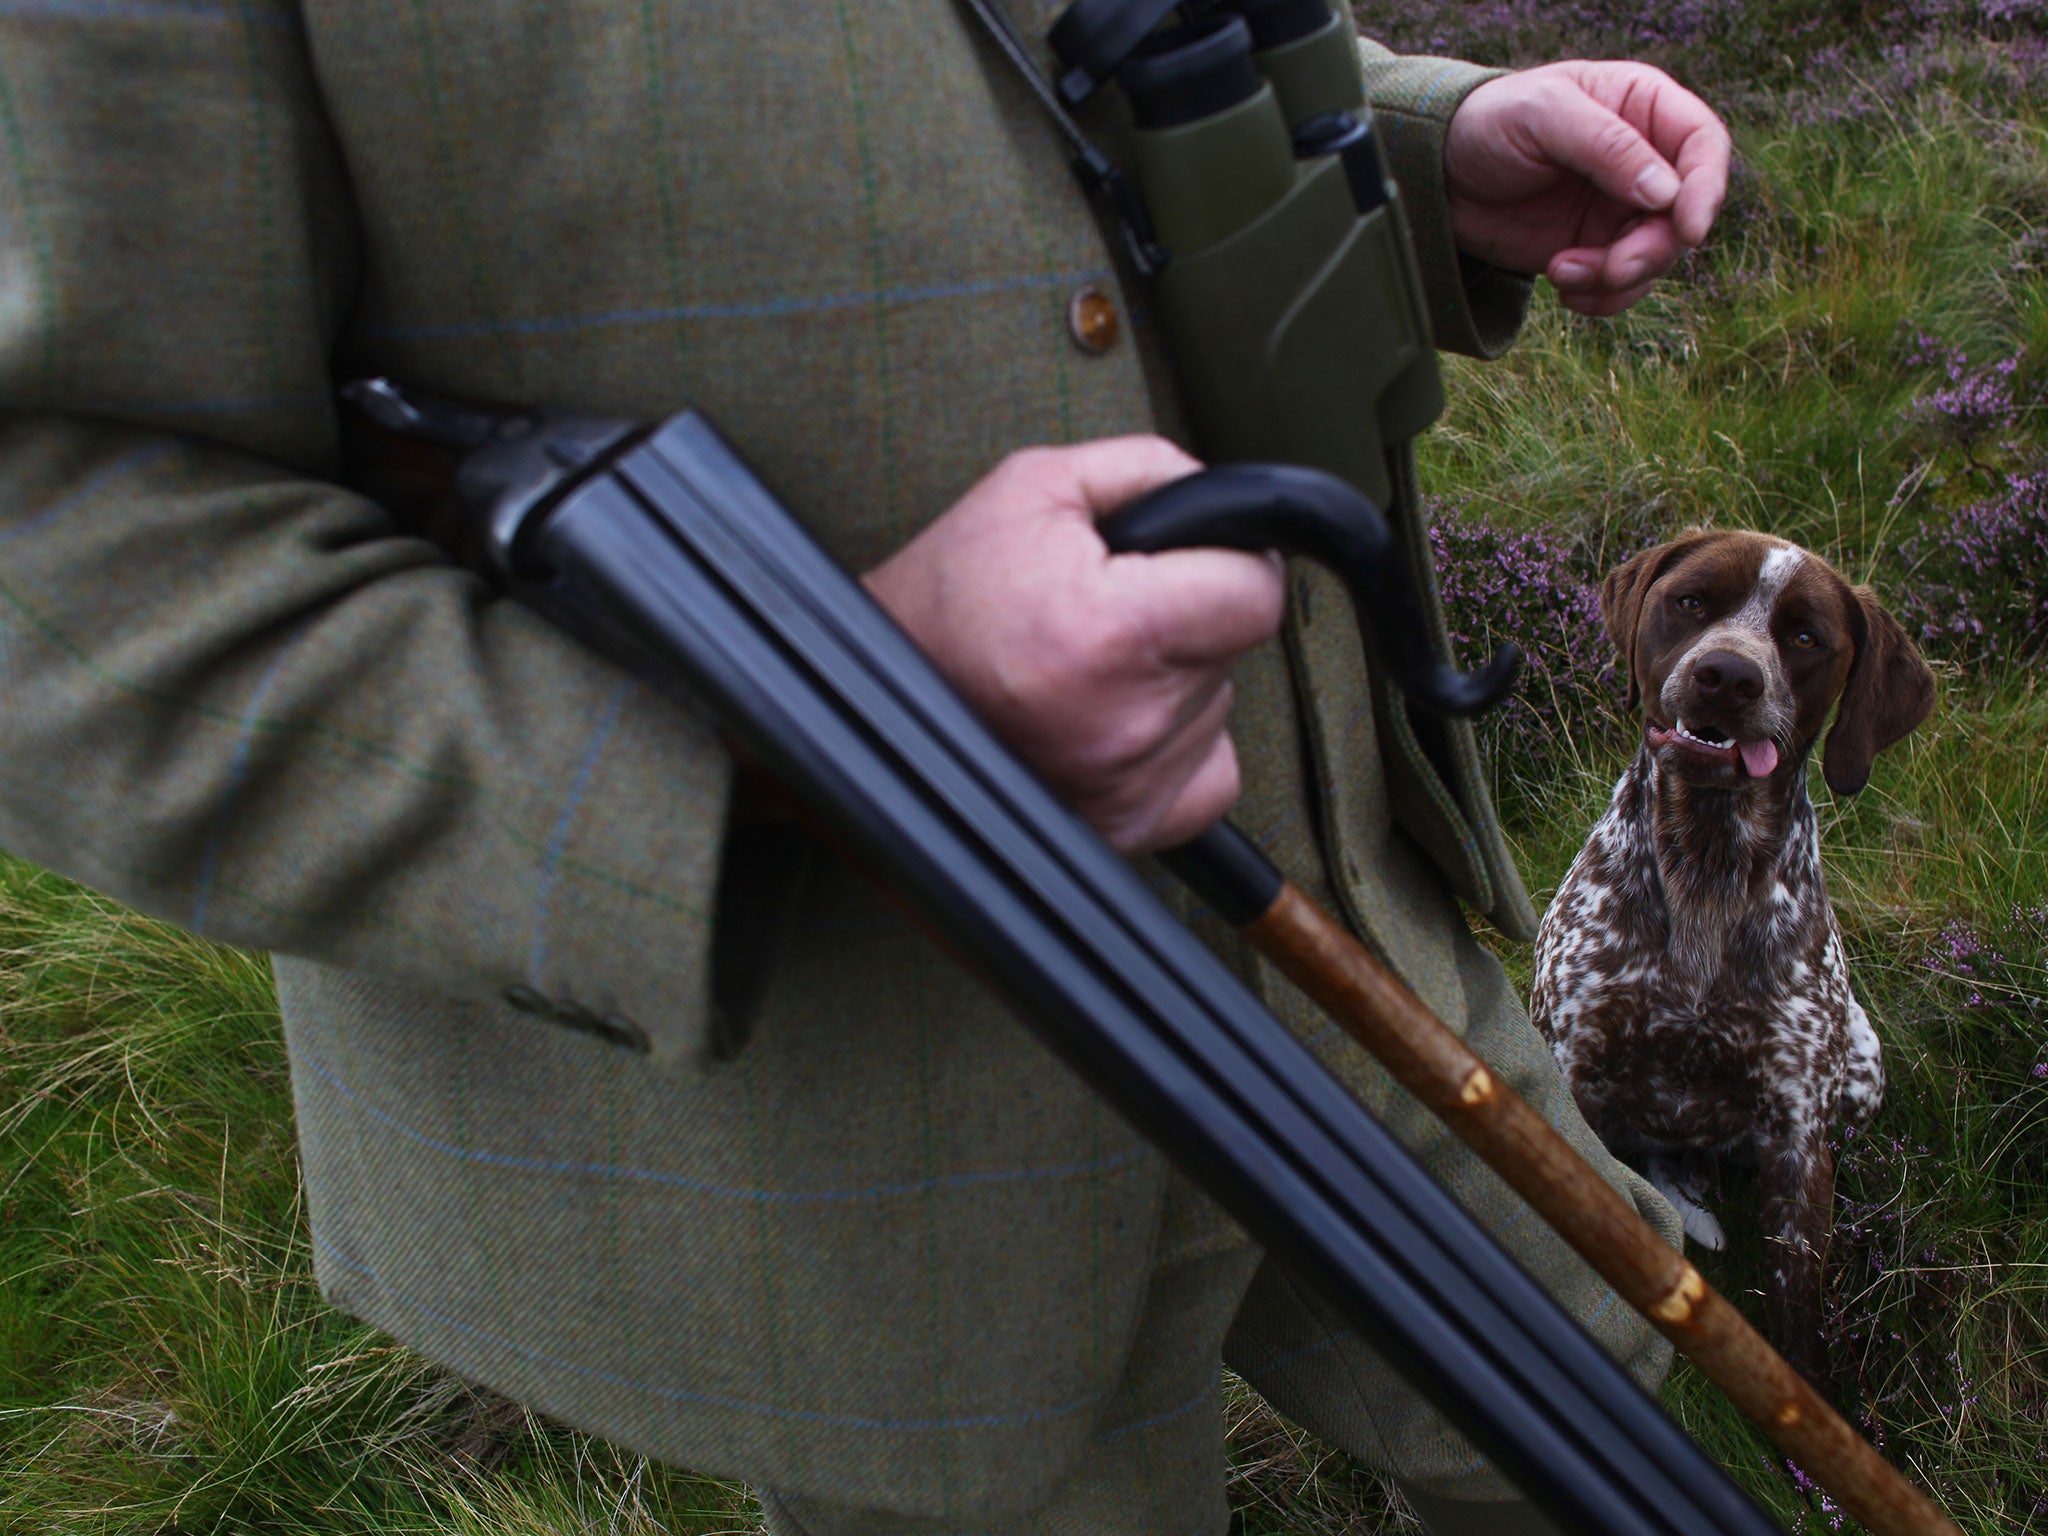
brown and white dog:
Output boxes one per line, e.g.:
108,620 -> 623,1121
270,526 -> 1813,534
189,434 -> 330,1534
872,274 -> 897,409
1531,530 -> 1935,1387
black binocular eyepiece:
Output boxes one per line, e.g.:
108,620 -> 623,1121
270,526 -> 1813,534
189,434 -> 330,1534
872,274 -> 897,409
1106,2 -> 1378,139
1050,0 -> 1341,105
1234,0 -> 1336,49
1291,110 -> 1389,213
1116,14 -> 1260,129
1051,0 -> 1392,217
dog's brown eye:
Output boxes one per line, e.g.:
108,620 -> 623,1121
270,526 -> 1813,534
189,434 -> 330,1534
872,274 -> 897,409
1793,630 -> 1819,650
1676,593 -> 1705,614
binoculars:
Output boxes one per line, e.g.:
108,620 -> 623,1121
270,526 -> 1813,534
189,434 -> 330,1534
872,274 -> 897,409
1047,0 -> 1445,511
996,0 -> 1519,934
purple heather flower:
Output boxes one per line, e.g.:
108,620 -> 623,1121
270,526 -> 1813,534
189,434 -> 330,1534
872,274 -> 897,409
1427,501 -> 1618,781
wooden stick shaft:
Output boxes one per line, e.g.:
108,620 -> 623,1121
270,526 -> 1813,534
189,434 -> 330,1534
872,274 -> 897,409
1245,882 -> 1959,1536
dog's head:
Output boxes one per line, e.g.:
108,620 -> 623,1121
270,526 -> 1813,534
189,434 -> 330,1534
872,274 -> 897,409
1601,530 -> 1934,794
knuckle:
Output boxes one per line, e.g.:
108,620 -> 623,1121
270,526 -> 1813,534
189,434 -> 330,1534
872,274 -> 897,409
992,445 -> 1060,492
1251,564 -> 1289,629
998,444 -> 1054,474
987,648 -> 1075,733
1593,117 -> 1643,165
1156,753 -> 1242,850
1095,774 -> 1158,827
1114,430 -> 1191,465
999,604 -> 1136,705
1196,748 -> 1242,818
1063,601 -> 1150,677
1074,705 -> 1171,780
1076,774 -> 1161,852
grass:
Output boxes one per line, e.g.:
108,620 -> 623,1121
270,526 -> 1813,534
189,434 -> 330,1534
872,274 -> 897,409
0,864 -> 757,1534
6,11 -> 2048,1536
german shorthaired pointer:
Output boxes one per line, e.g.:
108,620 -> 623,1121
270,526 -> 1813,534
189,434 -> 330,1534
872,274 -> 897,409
1531,530 -> 1934,1386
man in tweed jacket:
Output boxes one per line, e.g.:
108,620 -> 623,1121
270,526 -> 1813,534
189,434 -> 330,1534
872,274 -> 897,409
0,4 -> 1727,1532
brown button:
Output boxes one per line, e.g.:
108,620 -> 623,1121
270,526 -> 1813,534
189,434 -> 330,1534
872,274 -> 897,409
1066,283 -> 1120,355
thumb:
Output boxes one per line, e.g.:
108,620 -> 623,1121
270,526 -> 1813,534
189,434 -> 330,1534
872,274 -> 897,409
1533,88 -> 1682,213
1060,434 -> 1204,521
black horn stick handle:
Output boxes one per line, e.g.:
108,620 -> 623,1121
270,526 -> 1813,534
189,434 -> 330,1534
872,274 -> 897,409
1097,459 -> 1503,927
1096,462 -> 1520,717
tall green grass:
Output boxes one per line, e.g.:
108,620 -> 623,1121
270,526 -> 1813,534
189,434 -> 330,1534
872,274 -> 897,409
5,26 -> 2047,1536
0,862 -> 755,1534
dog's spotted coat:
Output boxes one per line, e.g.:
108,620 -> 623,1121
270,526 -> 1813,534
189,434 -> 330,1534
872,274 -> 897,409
1532,530 -> 1933,1387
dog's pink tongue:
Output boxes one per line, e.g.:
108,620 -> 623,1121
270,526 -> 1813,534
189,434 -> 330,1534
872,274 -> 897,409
1738,739 -> 1779,778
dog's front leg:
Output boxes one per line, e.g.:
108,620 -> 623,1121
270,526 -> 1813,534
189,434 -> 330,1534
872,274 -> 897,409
1757,1125 -> 1836,1393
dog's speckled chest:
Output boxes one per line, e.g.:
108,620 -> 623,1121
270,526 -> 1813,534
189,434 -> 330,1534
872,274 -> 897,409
1532,750 -> 1864,1150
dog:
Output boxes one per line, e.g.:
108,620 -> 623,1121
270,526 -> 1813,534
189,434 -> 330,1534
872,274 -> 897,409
1530,530 -> 1935,1387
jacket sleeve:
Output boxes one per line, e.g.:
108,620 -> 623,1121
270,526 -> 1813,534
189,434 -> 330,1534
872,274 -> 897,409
0,7 -> 731,1071
1356,39 -> 1534,359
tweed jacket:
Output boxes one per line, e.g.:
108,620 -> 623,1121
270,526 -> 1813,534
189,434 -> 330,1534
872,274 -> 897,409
0,0 -> 1672,1515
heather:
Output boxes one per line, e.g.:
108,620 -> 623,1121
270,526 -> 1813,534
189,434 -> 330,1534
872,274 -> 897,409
1427,503 -> 1619,802
7,6 -> 2048,1536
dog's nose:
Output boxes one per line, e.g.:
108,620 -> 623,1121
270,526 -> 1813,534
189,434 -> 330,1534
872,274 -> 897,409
1692,650 -> 1764,703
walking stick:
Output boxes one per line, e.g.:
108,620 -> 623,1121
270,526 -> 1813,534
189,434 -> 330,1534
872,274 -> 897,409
1100,469 -> 1961,1536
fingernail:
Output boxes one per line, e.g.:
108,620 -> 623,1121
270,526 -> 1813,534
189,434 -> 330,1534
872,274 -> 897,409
1634,164 -> 1681,207
1552,258 -> 1595,289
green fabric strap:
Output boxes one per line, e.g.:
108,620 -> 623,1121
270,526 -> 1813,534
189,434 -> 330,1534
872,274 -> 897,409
1372,439 -> 1540,941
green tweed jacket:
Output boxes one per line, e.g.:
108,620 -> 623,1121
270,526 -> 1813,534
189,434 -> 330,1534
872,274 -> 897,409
0,0 -> 1672,1515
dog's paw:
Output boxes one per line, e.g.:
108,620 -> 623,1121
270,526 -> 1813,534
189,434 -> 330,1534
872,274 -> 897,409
1646,1157 -> 1727,1253
1675,1197 -> 1726,1253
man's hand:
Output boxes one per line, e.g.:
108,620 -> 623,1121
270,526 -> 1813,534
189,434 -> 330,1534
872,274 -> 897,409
1445,61 -> 1732,317
863,438 -> 1285,855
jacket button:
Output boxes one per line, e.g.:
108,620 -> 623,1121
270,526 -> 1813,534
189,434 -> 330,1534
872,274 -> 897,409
1066,283 -> 1120,355
503,983 -> 549,1014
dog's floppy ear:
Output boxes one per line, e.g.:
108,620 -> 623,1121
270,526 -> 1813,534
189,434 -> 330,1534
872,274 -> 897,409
1600,534 -> 1712,708
1822,586 -> 1935,795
